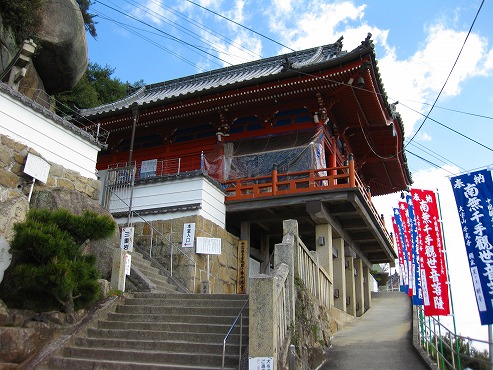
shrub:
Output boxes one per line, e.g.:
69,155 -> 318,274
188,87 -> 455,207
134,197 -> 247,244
9,209 -> 116,313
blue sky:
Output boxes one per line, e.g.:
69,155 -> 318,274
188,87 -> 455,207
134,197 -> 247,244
86,0 -> 493,343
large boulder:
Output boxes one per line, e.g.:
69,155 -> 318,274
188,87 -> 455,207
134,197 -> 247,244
0,327 -> 40,363
30,189 -> 120,279
33,0 -> 88,95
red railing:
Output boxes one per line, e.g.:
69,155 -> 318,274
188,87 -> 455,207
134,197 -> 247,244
223,159 -> 357,200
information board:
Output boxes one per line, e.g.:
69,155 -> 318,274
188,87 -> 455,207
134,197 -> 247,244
196,237 -> 221,255
23,153 -> 50,183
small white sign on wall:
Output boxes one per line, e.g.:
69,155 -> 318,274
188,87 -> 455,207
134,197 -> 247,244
182,223 -> 195,248
24,153 -> 50,183
120,227 -> 134,252
196,237 -> 221,255
125,253 -> 132,276
248,357 -> 274,370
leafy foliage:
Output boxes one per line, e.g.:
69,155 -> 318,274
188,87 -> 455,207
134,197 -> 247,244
76,0 -> 97,38
55,62 -> 144,116
0,0 -> 97,43
9,209 -> 116,313
0,0 -> 45,43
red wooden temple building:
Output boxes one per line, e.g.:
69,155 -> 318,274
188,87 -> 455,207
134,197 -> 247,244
79,34 -> 411,313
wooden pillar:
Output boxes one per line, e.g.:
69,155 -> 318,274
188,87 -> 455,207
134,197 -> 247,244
316,224 -> 333,308
333,238 -> 346,312
354,258 -> 364,317
345,256 -> 356,316
241,221 -> 251,292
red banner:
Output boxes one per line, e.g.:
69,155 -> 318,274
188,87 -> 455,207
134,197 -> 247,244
392,216 -> 406,290
399,201 -> 414,297
411,189 -> 450,316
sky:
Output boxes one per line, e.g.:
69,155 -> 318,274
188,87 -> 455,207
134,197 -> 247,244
86,0 -> 493,345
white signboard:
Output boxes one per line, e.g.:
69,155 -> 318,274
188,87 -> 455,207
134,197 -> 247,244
140,159 -> 157,173
249,357 -> 274,370
125,253 -> 132,276
182,223 -> 195,248
196,237 -> 221,255
23,153 -> 50,183
120,227 -> 134,252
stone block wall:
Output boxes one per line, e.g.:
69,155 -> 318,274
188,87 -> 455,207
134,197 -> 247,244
133,215 -> 239,294
0,134 -> 101,204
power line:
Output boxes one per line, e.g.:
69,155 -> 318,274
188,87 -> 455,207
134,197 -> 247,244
183,0 -> 295,52
405,0 -> 485,148
400,101 -> 493,153
95,0 -> 234,66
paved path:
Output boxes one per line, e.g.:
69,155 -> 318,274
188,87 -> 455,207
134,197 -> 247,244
320,292 -> 430,370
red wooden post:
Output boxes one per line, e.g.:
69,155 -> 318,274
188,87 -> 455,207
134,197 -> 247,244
348,154 -> 355,188
329,137 -> 337,185
272,164 -> 278,196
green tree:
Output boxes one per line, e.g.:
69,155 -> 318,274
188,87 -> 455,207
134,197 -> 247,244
76,0 -> 97,38
9,209 -> 116,314
55,62 -> 144,116
0,0 -> 97,42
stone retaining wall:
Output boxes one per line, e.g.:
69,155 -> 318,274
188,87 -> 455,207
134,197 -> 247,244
133,215 -> 239,294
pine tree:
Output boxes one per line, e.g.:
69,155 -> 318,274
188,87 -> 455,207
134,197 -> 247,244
9,209 -> 116,314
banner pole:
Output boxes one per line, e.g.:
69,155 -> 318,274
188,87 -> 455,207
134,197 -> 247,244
436,189 -> 461,370
488,324 -> 493,370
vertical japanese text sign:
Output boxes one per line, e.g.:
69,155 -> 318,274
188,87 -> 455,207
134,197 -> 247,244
407,195 -> 424,305
237,240 -> 249,294
392,212 -> 408,292
182,223 -> 195,248
450,169 -> 493,325
120,227 -> 134,252
411,189 -> 450,316
399,201 -> 414,297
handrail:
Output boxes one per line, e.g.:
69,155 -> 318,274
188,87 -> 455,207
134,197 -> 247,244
222,298 -> 249,370
416,305 -> 492,369
106,187 -> 197,292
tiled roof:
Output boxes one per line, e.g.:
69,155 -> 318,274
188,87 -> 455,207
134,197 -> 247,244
79,38 -> 346,117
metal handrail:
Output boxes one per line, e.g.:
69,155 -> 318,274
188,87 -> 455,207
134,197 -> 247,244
107,188 -> 197,291
222,298 -> 249,370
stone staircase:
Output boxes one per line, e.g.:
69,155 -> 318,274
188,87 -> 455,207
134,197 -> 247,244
46,293 -> 249,369
129,251 -> 181,293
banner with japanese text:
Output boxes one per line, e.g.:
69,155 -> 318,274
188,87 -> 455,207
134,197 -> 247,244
393,209 -> 409,293
407,194 -> 424,305
391,216 -> 406,291
450,168 -> 493,325
411,188 -> 450,316
399,201 -> 414,297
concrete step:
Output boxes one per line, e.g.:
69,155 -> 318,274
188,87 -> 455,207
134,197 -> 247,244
131,292 -> 248,300
97,319 -> 246,334
74,337 -> 241,355
106,312 -> 249,325
86,328 -> 248,344
49,356 -> 238,369
123,297 -> 247,307
115,304 -> 246,316
60,347 -> 239,367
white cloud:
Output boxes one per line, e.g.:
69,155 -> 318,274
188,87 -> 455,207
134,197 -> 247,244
132,0 -> 166,25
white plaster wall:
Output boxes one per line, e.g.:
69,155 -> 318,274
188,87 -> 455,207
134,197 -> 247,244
106,175 -> 226,228
0,90 -> 100,179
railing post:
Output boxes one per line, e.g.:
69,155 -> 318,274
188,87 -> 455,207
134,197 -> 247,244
348,153 -> 355,188
272,164 -> 278,196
